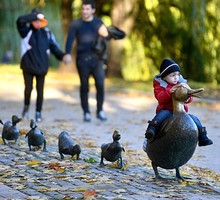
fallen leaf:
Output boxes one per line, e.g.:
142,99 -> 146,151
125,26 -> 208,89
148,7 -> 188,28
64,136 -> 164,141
46,162 -> 66,173
8,141 -> 16,145
72,187 -> 88,192
20,128 -> 28,135
84,157 -> 98,163
62,196 -> 74,199
26,160 -> 42,166
83,190 -> 97,200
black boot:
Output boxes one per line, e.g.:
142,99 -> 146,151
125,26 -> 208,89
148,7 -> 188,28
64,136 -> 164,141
145,120 -> 158,140
198,127 -> 213,146
145,126 -> 156,139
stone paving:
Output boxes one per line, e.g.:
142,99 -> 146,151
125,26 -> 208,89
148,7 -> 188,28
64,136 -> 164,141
0,134 -> 220,200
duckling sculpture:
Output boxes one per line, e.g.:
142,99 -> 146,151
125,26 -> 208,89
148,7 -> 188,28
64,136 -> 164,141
100,129 -> 125,169
58,131 -> 81,160
25,119 -> 47,151
0,115 -> 22,145
145,83 -> 204,180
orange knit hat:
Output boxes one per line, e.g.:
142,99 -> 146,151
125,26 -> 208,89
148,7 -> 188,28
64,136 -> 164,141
31,18 -> 48,29
31,8 -> 48,29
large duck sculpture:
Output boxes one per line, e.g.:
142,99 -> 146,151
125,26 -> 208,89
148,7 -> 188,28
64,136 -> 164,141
0,115 -> 22,145
145,83 -> 204,180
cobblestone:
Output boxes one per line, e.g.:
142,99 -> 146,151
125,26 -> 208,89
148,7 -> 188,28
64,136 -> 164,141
0,140 -> 220,199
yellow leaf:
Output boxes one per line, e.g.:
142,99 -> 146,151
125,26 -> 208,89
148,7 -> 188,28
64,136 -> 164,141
72,187 -> 88,192
55,167 -> 66,173
38,187 -> 51,192
8,141 -> 16,145
26,160 -> 42,166
19,128 -> 28,135
121,162 -> 129,171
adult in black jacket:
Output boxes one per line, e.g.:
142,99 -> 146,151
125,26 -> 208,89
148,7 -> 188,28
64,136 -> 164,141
65,0 -> 110,122
16,8 -> 68,122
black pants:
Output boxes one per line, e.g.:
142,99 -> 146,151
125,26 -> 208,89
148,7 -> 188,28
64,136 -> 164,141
23,71 -> 45,112
76,55 -> 105,114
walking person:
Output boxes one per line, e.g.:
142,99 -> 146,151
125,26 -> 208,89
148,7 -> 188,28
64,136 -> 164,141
65,0 -> 111,122
16,8 -> 69,122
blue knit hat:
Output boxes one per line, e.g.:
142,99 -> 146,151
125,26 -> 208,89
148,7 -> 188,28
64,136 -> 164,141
160,58 -> 180,78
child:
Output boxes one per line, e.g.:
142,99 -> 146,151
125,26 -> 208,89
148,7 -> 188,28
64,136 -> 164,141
145,58 -> 213,146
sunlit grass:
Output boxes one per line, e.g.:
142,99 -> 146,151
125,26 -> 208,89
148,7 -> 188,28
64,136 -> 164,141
0,64 -> 219,99
0,64 -> 153,93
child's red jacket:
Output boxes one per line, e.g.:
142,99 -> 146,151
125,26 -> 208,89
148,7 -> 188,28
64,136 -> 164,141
153,75 -> 192,114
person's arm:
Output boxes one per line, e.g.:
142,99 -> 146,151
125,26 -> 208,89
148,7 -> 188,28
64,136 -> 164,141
48,31 -> 65,61
154,84 -> 173,104
65,22 -> 77,54
16,13 -> 39,37
63,22 -> 78,64
100,25 -> 126,40
98,24 -> 109,38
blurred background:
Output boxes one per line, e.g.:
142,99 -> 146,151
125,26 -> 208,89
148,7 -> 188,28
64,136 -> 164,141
0,0 -> 220,84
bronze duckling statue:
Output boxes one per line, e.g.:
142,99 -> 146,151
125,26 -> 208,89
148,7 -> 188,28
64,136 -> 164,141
58,131 -> 81,160
1,115 -> 22,145
100,129 -> 125,169
25,119 -> 47,151
145,83 -> 204,180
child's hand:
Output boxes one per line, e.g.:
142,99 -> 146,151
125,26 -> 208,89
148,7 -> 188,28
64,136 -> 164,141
170,85 -> 178,93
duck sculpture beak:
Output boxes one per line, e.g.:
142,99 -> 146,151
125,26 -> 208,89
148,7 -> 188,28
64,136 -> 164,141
187,87 -> 204,98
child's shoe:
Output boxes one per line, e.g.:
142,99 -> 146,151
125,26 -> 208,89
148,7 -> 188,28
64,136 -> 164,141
145,126 -> 156,139
198,127 -> 213,146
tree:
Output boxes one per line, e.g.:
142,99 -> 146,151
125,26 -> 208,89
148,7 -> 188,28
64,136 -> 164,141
61,0 -> 74,42
108,0 -> 138,77
1,0 -> 220,83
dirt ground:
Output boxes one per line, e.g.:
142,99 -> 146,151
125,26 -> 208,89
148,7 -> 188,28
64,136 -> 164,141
1,69 -> 220,174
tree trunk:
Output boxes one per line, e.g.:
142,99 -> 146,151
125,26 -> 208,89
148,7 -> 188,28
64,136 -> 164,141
107,0 -> 137,77
59,0 -> 77,72
61,0 -> 74,42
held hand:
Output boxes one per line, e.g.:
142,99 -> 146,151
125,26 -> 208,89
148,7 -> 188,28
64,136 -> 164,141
170,85 -> 178,93
62,54 -> 72,64
37,13 -> 44,20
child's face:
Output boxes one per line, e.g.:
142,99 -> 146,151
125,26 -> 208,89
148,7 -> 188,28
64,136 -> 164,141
163,71 -> 180,85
